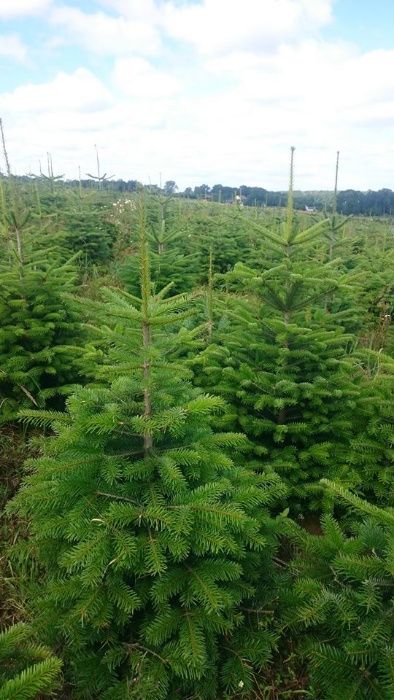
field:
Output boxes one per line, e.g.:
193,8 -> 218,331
0,170 -> 393,699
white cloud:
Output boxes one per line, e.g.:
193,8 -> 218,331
0,68 -> 112,113
0,64 -> 181,178
2,44 -> 394,191
1,0 -> 394,190
113,57 -> 180,97
97,0 -> 159,21
48,1 -> 334,62
202,40 -> 394,142
0,34 -> 27,61
162,0 -> 333,54
0,0 -> 51,18
50,6 -> 161,56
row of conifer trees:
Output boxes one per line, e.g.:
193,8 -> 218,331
0,153 -> 393,698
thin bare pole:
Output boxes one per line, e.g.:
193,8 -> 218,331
0,118 -> 11,176
95,144 -> 101,181
328,151 -> 341,262
286,146 -> 295,234
333,150 -> 340,215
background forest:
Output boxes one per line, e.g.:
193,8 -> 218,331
7,174 -> 394,216
0,151 -> 393,699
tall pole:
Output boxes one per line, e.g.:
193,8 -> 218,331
333,150 -> 340,215
0,118 -> 11,176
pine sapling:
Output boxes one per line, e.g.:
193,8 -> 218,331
11,197 -> 285,699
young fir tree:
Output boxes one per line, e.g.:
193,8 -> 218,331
351,241 -> 393,350
324,151 -> 350,263
187,203 -> 264,282
0,623 -> 62,700
0,204 -> 84,424
195,148 -> 362,511
322,184 -> 393,345
345,349 -> 394,505
118,194 -> 197,296
279,480 -> 394,699
11,200 -> 285,699
60,204 -> 117,267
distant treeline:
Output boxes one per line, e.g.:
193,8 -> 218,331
4,174 -> 394,216
78,179 -> 394,216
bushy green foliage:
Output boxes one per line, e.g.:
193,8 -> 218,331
1,167 -> 393,699
60,205 -> 117,266
117,194 -> 198,296
280,480 -> 394,699
329,221 -> 394,343
194,155 -> 362,511
0,209 -> 85,424
0,623 -> 62,700
11,203 -> 286,699
186,204 -> 263,276
346,350 -> 394,504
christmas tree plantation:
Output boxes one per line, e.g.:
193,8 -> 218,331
11,201 -> 285,699
0,154 -> 393,699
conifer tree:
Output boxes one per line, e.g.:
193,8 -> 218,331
189,203 -> 263,279
346,349 -> 394,504
324,151 -> 349,263
11,199 -> 285,699
352,242 -> 393,348
279,480 -> 394,699
0,623 -> 62,700
60,205 -> 117,267
117,193 -> 197,296
0,203 -> 84,424
195,148 -> 362,511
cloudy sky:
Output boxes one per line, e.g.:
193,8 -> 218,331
0,0 -> 393,190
